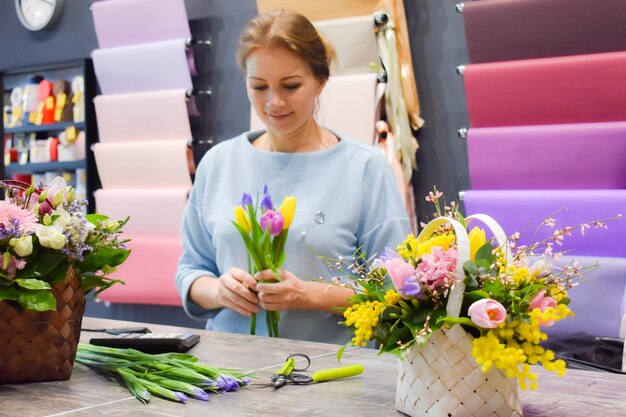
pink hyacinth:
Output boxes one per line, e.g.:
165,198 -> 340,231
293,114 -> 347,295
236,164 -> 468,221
0,201 -> 38,234
416,246 -> 458,291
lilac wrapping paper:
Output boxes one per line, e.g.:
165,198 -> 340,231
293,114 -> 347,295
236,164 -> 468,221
467,122 -> 626,189
92,39 -> 192,95
546,256 -> 626,338
92,0 -> 197,76
463,190 -> 626,258
92,0 -> 191,48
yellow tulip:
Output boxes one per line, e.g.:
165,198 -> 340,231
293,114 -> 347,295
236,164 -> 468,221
278,196 -> 297,230
233,206 -> 251,233
468,226 -> 486,260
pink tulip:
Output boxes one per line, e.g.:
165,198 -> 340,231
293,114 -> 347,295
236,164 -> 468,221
529,290 -> 558,326
468,298 -> 507,329
381,258 -> 416,291
260,210 -> 284,236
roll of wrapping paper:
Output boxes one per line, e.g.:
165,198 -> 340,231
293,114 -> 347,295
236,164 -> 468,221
462,190 -> 626,258
91,0 -> 197,76
94,188 -> 189,237
93,140 -> 192,189
97,236 -> 183,306
250,73 -> 378,145
92,0 -> 190,48
313,15 -> 379,76
467,122 -> 626,190
462,0 -> 626,64
94,90 -> 192,143
256,0 -> 382,21
464,51 -> 626,128
545,256 -> 626,338
92,39 -> 193,95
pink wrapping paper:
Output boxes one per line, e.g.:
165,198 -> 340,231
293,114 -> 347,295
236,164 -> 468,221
94,188 -> 188,237
467,122 -> 626,189
250,73 -> 378,144
464,51 -> 626,127
92,0 -> 191,48
93,140 -> 192,189
463,190 -> 626,258
97,236 -> 183,306
94,89 -> 192,143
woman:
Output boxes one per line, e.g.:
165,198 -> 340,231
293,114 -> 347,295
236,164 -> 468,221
176,9 -> 409,344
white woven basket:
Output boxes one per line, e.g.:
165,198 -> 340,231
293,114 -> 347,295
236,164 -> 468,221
395,215 -> 523,417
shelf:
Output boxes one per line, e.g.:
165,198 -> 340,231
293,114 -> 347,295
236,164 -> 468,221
4,160 -> 86,175
4,122 -> 86,135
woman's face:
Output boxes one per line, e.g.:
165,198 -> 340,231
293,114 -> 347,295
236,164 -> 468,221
246,47 -> 325,137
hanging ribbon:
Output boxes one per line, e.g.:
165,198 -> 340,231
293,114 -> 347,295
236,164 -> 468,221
375,13 -> 419,180
383,0 -> 424,130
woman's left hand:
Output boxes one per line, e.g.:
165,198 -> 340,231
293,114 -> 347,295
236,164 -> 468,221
255,269 -> 306,311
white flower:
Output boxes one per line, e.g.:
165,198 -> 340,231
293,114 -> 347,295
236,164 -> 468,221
35,224 -> 66,250
52,210 -> 72,228
9,235 -> 33,257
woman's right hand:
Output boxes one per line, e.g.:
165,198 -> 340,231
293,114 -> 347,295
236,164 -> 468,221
215,267 -> 260,317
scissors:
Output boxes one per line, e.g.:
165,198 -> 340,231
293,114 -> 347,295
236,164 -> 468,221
270,353 -> 364,389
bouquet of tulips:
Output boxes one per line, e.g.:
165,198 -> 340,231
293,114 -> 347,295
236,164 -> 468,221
232,186 -> 296,337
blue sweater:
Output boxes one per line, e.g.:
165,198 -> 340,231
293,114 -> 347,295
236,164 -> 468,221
176,131 -> 409,344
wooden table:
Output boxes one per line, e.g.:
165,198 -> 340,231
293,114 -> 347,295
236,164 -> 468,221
1,317 -> 625,416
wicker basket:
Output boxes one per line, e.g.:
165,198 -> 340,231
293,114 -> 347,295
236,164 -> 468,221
0,268 -> 85,383
395,215 -> 523,416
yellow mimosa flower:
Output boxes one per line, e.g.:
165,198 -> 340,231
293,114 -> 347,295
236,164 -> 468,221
233,206 -> 251,233
468,226 -> 486,260
278,196 -> 296,229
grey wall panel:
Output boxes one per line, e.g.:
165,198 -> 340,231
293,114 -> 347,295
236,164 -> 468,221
405,0 -> 470,222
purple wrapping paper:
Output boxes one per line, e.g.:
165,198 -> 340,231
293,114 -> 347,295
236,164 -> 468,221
463,190 -> 626,258
546,256 -> 626,338
467,122 -> 626,190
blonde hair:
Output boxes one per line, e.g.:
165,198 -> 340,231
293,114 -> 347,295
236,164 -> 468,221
236,9 -> 335,82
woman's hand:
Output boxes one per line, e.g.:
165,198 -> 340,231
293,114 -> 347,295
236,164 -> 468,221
215,267 -> 260,317
255,269 -> 305,311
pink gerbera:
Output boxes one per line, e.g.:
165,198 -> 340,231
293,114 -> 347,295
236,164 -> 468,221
0,200 -> 38,234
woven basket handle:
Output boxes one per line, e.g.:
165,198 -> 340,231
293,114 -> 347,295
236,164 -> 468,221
465,213 -> 512,261
417,217 -> 470,318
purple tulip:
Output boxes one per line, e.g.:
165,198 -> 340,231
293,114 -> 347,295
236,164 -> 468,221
400,276 -> 424,298
260,210 -> 284,236
240,193 -> 253,207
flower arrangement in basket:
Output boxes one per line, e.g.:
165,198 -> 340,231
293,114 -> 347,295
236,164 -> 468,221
0,177 -> 130,383
330,190 -> 619,417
